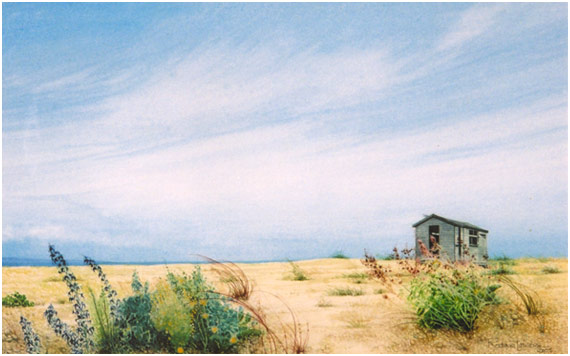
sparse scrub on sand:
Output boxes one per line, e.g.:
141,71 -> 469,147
327,287 -> 364,296
344,314 -> 370,329
341,272 -> 368,284
491,254 -> 517,266
2,292 -> 35,308
541,265 -> 561,274
486,263 -> 516,275
342,272 -> 368,280
3,254 -> 567,354
287,261 -> 309,281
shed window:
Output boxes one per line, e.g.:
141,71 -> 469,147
469,229 -> 478,246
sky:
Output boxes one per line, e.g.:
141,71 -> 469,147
2,3 -> 568,262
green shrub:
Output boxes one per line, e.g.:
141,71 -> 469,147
541,265 -> 561,274
2,292 -> 35,308
151,280 -> 194,352
331,251 -> 349,259
327,287 -> 364,296
408,269 -> 501,332
375,251 -> 396,260
115,272 -> 164,352
166,267 -> 262,353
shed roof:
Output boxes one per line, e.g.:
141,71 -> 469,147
412,214 -> 488,233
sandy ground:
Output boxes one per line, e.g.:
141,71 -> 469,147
2,258 -> 568,353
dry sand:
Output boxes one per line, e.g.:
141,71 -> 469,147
2,258 -> 568,353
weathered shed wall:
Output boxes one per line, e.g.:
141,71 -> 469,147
414,217 -> 455,260
415,218 -> 488,265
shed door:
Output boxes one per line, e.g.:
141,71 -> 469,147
429,225 -> 440,254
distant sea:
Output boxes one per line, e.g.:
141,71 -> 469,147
2,257 -> 295,267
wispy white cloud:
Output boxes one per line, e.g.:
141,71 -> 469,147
437,4 -> 506,52
3,3 -> 567,259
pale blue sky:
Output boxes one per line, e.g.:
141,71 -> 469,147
3,3 -> 568,262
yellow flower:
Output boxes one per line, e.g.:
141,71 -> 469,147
189,301 -> 196,307
202,313 -> 209,319
230,336 -> 237,344
199,300 -> 207,306
211,326 -> 218,334
177,347 -> 184,353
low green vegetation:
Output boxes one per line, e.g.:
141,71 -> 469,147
2,292 -> 35,308
490,254 -> 517,265
408,270 -> 501,332
541,265 -> 561,274
486,263 -> 516,275
342,272 -> 368,284
288,261 -> 309,281
331,251 -> 349,259
327,287 -> 364,296
19,246 -> 266,354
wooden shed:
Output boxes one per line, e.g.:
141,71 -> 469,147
413,214 -> 489,265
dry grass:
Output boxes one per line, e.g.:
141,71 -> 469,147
2,258 -> 568,353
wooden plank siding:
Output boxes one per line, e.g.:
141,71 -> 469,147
414,216 -> 488,266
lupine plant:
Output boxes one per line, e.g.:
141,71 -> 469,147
19,316 -> 42,354
44,305 -> 84,353
84,257 -> 120,320
47,245 -> 94,352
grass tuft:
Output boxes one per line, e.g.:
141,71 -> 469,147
327,287 -> 364,296
344,315 -> 370,328
199,255 -> 254,300
342,272 -> 368,284
316,297 -> 333,308
288,261 -> 309,281
486,263 -> 516,275
499,276 -> 541,315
